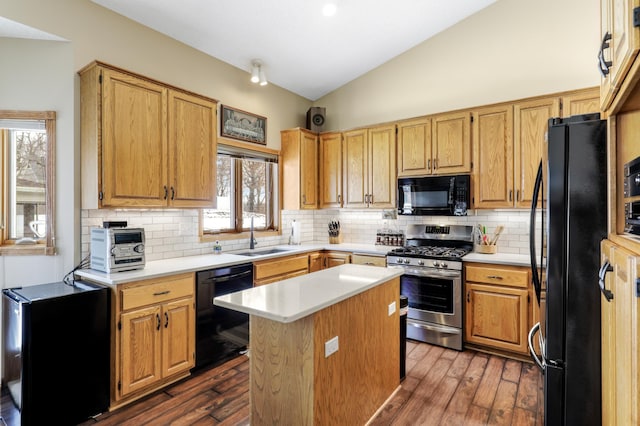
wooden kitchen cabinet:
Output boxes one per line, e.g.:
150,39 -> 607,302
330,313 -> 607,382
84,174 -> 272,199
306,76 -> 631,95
561,87 -> 601,117
600,239 -> 640,425
351,253 -> 386,267
253,253 -> 310,286
324,251 -> 351,268
599,0 -> 640,111
309,251 -> 324,272
319,131 -> 343,208
281,128 -> 318,210
79,62 -> 217,209
397,117 -> 432,176
430,111 -> 472,174
472,105 -> 514,209
513,96 -> 560,208
464,263 -> 531,356
117,273 -> 195,404
342,125 -> 396,209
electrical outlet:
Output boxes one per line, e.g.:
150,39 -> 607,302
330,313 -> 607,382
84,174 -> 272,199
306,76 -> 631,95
388,301 -> 396,316
382,210 -> 397,220
325,336 -> 339,358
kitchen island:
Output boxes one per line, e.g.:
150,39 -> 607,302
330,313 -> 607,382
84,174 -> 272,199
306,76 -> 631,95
214,264 -> 403,425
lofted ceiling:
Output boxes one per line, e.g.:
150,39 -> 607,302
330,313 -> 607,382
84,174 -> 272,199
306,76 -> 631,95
90,0 -> 498,101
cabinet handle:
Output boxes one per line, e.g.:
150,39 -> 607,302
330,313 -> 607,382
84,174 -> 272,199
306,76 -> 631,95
302,194 -> 307,204
338,194 -> 341,204
487,275 -> 503,280
509,190 -> 513,202
369,194 -> 373,204
428,159 -> 431,170
153,290 -> 170,296
467,291 -> 470,303
164,312 -> 169,328
598,32 -> 612,77
434,159 -> 438,170
598,260 -> 614,302
516,189 -> 520,201
156,313 -> 161,331
163,185 -> 168,200
171,186 -> 175,200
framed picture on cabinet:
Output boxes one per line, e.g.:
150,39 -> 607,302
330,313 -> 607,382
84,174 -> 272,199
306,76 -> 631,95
220,104 -> 267,145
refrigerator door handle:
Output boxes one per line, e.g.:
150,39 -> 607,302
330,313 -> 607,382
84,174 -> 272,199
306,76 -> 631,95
528,322 -> 545,371
529,161 -> 543,304
598,259 -> 614,302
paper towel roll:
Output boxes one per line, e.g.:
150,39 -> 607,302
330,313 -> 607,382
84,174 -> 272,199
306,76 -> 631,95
292,220 -> 301,245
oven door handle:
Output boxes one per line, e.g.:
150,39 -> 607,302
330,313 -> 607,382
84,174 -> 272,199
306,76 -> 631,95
408,321 -> 461,335
389,266 -> 461,279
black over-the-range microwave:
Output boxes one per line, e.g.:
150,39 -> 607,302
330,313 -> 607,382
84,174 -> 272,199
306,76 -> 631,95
397,175 -> 470,216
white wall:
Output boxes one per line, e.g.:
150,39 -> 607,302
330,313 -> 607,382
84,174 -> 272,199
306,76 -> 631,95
0,38 -> 75,287
317,0 -> 601,130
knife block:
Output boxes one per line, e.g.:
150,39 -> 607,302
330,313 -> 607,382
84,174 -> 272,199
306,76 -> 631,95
329,234 -> 341,244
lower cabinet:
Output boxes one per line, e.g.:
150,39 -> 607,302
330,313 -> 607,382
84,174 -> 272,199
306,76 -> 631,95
253,254 -> 310,286
308,250 -> 352,272
600,239 -> 640,425
116,273 -> 195,405
351,253 -> 386,267
464,263 -> 531,356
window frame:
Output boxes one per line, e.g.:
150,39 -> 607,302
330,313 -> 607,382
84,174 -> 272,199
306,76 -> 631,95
200,139 -> 280,242
0,110 -> 56,255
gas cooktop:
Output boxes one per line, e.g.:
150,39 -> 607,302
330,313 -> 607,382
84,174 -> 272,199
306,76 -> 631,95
387,246 -> 471,259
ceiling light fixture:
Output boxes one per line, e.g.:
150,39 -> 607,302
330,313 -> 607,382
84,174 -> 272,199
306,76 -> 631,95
250,60 -> 268,86
322,2 -> 337,17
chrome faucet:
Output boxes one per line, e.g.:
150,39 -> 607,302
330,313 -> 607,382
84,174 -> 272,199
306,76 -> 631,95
249,216 -> 257,249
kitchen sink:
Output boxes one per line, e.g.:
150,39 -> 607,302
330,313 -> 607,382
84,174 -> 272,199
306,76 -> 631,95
233,248 -> 292,257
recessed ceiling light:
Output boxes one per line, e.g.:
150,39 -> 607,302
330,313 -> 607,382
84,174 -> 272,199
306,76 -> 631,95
322,3 -> 337,17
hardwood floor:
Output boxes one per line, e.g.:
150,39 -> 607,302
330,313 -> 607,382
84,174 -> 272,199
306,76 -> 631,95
1,341 -> 543,425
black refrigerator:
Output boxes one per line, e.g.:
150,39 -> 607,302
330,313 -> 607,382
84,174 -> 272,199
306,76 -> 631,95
528,113 -> 607,425
2,281 -> 110,425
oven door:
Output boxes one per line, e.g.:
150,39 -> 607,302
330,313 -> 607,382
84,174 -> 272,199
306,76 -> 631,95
395,266 -> 462,328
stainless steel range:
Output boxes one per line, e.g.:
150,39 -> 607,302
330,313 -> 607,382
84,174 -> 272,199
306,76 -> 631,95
387,224 -> 473,351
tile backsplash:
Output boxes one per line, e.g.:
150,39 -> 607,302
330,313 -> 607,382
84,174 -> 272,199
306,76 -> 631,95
81,209 -> 538,261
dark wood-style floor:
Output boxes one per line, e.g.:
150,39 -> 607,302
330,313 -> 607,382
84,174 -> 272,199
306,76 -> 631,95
1,341 -> 543,425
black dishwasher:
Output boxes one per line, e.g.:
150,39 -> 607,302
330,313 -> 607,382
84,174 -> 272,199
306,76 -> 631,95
195,263 -> 253,369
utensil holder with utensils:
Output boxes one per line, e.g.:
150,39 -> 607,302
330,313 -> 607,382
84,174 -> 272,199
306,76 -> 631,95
474,224 -> 504,254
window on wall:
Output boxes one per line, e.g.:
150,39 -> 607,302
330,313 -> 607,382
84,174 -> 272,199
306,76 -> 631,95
202,145 -> 279,236
0,111 -> 56,254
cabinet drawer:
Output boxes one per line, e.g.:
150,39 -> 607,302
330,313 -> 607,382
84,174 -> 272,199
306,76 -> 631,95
465,264 -> 530,288
254,254 -> 309,281
351,254 -> 386,267
254,269 -> 309,286
121,273 -> 194,311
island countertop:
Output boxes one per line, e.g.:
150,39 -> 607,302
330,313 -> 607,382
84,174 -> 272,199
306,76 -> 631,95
213,263 -> 403,323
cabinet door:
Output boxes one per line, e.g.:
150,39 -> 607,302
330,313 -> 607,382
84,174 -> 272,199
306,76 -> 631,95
607,0 -> 640,108
120,305 -> 163,396
513,97 -> 560,208
325,252 -> 351,268
600,240 -> 640,425
562,88 -> 601,117
309,252 -> 324,272
368,125 -> 396,208
431,111 -> 471,174
473,105 -> 514,208
300,131 -> 319,209
168,91 -> 217,207
101,68 -> 168,207
343,129 -> 368,208
162,298 -> 195,377
319,132 -> 343,208
465,283 -> 529,354
397,118 -> 432,176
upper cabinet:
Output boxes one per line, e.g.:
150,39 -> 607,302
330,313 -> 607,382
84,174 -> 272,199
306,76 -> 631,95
397,118 -> 432,176
319,132 -> 343,208
514,97 -> 560,208
599,0 -> 640,111
472,105 -> 514,209
79,62 -> 217,209
430,111 -> 472,175
561,87 -> 601,116
281,128 -> 318,210
342,125 -> 396,208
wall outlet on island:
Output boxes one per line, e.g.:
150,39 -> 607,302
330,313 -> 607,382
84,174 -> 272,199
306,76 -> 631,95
325,336 -> 339,358
388,301 -> 396,316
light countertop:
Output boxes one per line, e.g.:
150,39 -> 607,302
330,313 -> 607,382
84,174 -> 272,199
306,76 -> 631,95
74,242 -> 531,286
213,263 -> 403,323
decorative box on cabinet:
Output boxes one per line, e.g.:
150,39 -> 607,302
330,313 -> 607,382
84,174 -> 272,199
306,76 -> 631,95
79,61 -> 217,209
281,128 -> 319,210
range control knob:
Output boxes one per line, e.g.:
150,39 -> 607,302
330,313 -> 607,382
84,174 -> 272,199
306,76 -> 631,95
403,258 -> 411,264
441,262 -> 448,269
417,259 -> 424,266
432,260 -> 439,267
